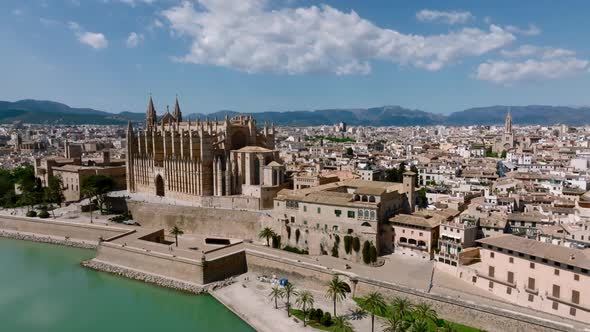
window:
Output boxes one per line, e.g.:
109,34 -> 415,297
554,261 -> 561,267
530,262 -> 535,269
528,294 -> 534,302
334,210 -> 342,217
317,207 -> 321,214
419,232 -> 423,236
509,257 -> 514,264
570,308 -> 576,316
303,220 -> 308,225
572,290 -> 580,304
574,274 -> 580,281
488,266 -> 495,278
506,287 -> 512,295
347,211 -> 355,218
490,252 -> 495,258
554,269 -> 560,276
552,302 -> 558,310
528,278 -> 536,290
370,210 -> 375,220
542,258 -> 548,263
303,206 -> 307,212
552,285 -> 560,298
472,276 -> 477,283
507,271 -> 514,284
489,281 -> 494,289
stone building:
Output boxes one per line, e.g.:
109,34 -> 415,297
272,172 -> 416,260
126,97 -> 285,209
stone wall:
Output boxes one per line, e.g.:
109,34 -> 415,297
96,242 -> 205,284
244,248 -> 573,332
0,215 -> 128,242
203,250 -> 248,284
127,201 -> 270,241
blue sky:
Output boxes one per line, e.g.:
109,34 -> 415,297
1,0 -> 589,115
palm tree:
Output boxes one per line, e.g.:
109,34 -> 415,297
360,292 -> 386,332
258,227 -> 276,246
387,297 -> 414,331
413,303 -> 438,324
269,286 -> 284,309
382,316 -> 404,332
283,282 -> 298,317
331,315 -> 354,332
170,226 -> 184,247
326,276 -> 348,317
295,290 -> 314,326
408,319 -> 429,332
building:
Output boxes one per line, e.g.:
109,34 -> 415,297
126,97 -> 286,209
390,213 -> 441,259
468,235 -> 589,323
272,174 -> 415,260
436,215 -> 478,266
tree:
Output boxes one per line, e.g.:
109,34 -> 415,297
295,228 -> 301,243
389,297 -> 414,330
352,237 -> 360,252
44,175 -> 64,219
295,290 -> 314,327
362,240 -> 371,264
326,276 -> 348,317
413,303 -> 438,324
500,150 -> 507,159
369,243 -> 377,263
331,315 -> 354,332
283,282 -> 298,317
258,227 -> 276,246
408,319 -> 429,332
360,292 -> 386,332
437,321 -> 458,332
416,188 -> 428,210
343,235 -> 352,254
345,147 -> 354,156
269,286 -> 284,310
81,175 -> 115,222
410,165 -> 419,186
170,226 -> 184,247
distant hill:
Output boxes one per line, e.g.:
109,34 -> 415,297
445,105 -> 590,126
1,99 -> 589,126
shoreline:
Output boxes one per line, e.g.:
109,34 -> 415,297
0,229 -> 97,249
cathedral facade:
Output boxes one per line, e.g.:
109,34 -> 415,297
126,97 -> 285,209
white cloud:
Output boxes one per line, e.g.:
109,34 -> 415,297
416,9 -> 474,24
116,0 -> 156,6
505,24 -> 541,36
476,58 -> 589,83
501,45 -> 577,59
126,32 -> 144,48
69,22 -> 109,49
162,1 -> 514,75
152,19 -> 164,28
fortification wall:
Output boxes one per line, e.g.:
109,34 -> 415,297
0,215 -> 127,242
127,201 -> 270,241
244,248 -> 573,332
96,243 -> 205,284
203,250 -> 248,284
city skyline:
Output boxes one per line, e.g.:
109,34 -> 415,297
1,0 -> 590,114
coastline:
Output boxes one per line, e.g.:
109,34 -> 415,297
0,229 -> 97,249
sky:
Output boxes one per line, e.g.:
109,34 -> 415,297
1,0 -> 590,115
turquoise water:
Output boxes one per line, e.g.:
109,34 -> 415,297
0,238 -> 255,332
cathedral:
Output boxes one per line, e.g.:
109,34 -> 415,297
125,96 -> 286,209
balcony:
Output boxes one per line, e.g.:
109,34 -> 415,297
524,286 -> 538,295
475,271 -> 516,288
546,292 -> 589,312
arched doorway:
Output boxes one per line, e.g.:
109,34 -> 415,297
155,175 -> 165,197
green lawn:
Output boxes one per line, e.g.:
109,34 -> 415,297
354,298 -> 483,332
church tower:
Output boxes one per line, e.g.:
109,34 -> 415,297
146,96 -> 157,128
173,95 -> 182,123
504,109 -> 513,134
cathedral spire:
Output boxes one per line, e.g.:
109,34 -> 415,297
146,95 -> 157,128
173,95 -> 182,123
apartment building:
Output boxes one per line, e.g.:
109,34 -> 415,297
471,235 -> 589,322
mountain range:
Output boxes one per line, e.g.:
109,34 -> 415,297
1,99 -> 589,127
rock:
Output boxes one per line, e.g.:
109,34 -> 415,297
0,230 -> 97,249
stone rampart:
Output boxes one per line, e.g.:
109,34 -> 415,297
127,201 -> 269,241
0,215 -> 129,242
